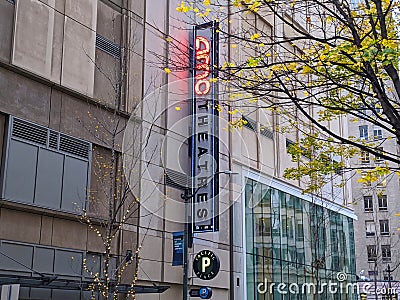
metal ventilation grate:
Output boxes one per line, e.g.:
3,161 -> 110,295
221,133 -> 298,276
260,127 -> 274,140
10,117 -> 91,160
12,119 -> 47,146
59,134 -> 90,159
242,116 -> 257,131
165,168 -> 188,190
96,34 -> 121,59
49,131 -> 58,149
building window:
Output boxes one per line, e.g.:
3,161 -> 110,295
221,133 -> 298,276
373,126 -> 383,140
382,245 -> 391,262
367,245 -> 377,262
360,151 -> 370,164
375,147 -> 384,163
383,276 -> 394,282
359,125 -> 368,140
255,246 -> 272,266
296,222 -> 304,240
378,195 -> 388,211
0,241 -> 83,277
281,216 -> 288,237
256,217 -> 271,236
2,117 -> 91,213
380,220 -> 390,236
0,240 -> 116,281
365,221 -> 376,237
287,217 -> 294,239
363,196 -> 373,212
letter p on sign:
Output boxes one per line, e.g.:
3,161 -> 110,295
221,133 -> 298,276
202,257 -> 211,272
193,250 -> 220,280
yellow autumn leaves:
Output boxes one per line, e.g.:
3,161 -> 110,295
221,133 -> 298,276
176,1 -> 190,13
177,0 -> 262,14
250,33 -> 260,40
356,166 -> 390,185
176,0 -> 211,16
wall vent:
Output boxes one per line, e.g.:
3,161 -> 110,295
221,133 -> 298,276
260,127 -> 274,140
242,116 -> 257,131
96,34 -> 121,59
49,131 -> 58,149
165,168 -> 188,190
12,119 -> 47,146
10,117 -> 91,160
59,134 -> 90,159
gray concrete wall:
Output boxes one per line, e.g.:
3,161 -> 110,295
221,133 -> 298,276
12,0 -> 96,96
0,0 -> 14,62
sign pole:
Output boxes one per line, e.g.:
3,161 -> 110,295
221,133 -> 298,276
183,188 -> 190,300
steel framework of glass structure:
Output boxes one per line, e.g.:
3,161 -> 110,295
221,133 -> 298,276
245,178 -> 357,300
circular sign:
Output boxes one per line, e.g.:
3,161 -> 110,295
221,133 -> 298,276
193,250 -> 220,280
199,287 -> 212,299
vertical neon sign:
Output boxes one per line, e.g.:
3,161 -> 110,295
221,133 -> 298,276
191,21 -> 219,233
195,36 -> 211,95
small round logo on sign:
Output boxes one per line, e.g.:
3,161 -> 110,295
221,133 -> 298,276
193,250 -> 220,280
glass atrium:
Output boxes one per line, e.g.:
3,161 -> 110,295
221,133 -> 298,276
245,178 -> 357,300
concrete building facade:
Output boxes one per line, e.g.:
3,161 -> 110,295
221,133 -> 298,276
349,116 -> 400,295
0,1 -> 357,300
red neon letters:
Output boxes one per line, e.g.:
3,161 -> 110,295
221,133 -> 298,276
195,36 -> 211,95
